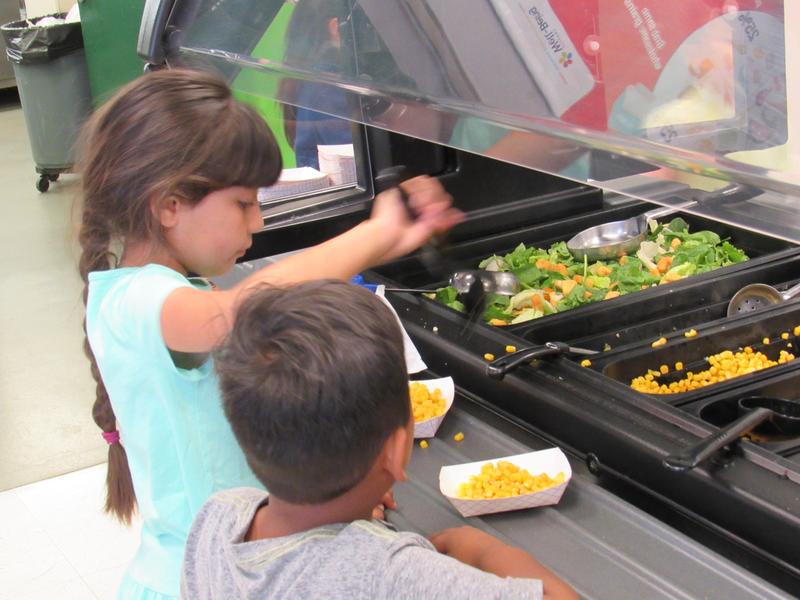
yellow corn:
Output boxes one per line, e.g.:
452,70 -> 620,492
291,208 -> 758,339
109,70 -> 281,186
505,345 -> 517,353
659,364 -> 669,375
763,337 -> 770,345
409,382 -> 447,422
580,359 -> 592,367
684,329 -> 698,338
484,353 -> 495,361
453,432 -> 465,442
781,332 -> 790,340
419,440 -> 429,449
794,325 -> 800,336
630,347 -> 796,394
457,461 -> 566,499
652,337 -> 667,348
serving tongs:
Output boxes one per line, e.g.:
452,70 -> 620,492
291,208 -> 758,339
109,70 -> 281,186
374,167 -> 520,325
486,341 -> 597,380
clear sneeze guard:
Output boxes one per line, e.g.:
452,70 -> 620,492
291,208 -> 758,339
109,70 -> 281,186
143,0 -> 800,242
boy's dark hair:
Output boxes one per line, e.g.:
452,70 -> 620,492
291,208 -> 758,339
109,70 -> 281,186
215,280 -> 411,504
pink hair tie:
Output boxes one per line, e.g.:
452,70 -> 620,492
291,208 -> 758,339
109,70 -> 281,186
102,430 -> 120,445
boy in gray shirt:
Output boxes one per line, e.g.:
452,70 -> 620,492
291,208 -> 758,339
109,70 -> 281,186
182,281 -> 578,600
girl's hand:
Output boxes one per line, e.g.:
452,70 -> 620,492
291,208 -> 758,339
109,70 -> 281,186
370,175 -> 463,263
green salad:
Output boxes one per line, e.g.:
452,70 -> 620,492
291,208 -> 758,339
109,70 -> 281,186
430,218 -> 748,325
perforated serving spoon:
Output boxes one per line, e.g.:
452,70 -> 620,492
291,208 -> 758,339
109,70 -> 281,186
726,281 -> 800,317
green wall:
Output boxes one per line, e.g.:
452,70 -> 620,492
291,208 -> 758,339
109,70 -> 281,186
79,0 -> 295,165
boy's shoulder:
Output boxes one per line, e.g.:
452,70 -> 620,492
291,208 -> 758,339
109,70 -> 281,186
192,487 -> 430,552
184,491 -> 542,599
196,487 -> 266,532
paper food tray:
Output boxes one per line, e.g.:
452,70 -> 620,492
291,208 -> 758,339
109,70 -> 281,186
411,377 -> 455,439
439,448 -> 572,517
374,287 -> 427,374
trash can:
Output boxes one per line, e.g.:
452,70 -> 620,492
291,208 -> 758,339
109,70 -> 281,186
1,13 -> 92,192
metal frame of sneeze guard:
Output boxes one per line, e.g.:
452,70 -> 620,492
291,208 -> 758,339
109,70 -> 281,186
143,0 -> 800,243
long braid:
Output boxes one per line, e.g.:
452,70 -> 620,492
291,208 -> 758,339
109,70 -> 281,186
78,215 -> 136,524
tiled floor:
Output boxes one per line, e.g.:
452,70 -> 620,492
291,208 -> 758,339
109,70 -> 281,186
0,463 -> 141,600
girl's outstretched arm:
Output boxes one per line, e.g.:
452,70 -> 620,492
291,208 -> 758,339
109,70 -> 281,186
161,176 -> 462,353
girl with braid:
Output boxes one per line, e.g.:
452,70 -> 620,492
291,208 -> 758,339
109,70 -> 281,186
77,68 -> 461,600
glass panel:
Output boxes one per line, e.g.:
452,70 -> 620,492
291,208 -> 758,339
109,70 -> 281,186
168,0 -> 800,242
257,99 -> 359,207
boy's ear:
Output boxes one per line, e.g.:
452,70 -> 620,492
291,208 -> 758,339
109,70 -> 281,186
152,195 -> 181,228
383,426 -> 410,483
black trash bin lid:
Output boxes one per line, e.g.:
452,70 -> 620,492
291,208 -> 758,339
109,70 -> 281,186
1,12 -> 84,65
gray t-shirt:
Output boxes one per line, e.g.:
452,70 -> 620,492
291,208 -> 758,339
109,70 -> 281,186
182,488 -> 543,599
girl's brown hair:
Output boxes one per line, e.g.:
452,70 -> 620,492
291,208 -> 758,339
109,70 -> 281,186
77,68 -> 282,523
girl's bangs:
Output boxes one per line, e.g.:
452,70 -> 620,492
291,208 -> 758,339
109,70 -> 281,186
203,104 -> 283,192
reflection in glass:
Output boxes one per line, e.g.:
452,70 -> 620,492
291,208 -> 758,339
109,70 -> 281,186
173,0 -> 799,240
278,0 -> 353,170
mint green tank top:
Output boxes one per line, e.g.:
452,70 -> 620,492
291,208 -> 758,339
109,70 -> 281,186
86,264 -> 261,599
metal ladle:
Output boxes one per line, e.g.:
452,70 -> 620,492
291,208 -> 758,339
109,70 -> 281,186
567,184 -> 760,262
726,282 -> 800,317
376,272 -> 519,296
449,270 -> 519,297
567,204 -> 690,262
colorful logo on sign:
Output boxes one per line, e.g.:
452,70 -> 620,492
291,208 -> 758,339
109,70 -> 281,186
559,51 -> 573,68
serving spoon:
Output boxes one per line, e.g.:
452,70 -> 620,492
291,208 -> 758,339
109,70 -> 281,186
726,281 -> 800,317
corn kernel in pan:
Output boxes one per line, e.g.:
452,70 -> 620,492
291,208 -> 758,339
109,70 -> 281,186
630,347 -> 796,394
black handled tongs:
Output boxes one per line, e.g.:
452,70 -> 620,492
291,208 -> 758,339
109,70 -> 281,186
486,342 -> 597,380
374,167 -> 519,330
374,166 -> 456,280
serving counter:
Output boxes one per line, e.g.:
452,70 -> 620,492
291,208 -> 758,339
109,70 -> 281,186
147,1 -> 800,595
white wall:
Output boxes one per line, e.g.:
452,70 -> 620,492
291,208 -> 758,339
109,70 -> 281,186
24,0 -> 75,18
